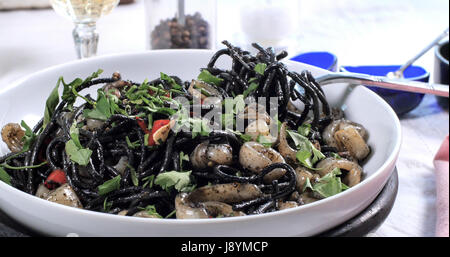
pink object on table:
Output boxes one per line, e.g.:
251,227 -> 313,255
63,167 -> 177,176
434,135 -> 449,237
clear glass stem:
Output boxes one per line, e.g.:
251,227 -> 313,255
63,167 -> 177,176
72,22 -> 99,59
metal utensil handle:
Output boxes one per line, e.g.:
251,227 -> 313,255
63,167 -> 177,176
397,28 -> 449,74
316,72 -> 449,97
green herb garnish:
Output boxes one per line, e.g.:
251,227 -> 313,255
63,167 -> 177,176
98,175 -> 121,195
197,70 -> 224,86
303,168 -> 349,198
154,170 -> 194,192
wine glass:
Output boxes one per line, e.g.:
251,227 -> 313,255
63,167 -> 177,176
50,0 -> 120,59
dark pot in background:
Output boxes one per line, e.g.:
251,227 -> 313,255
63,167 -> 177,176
434,40 -> 449,109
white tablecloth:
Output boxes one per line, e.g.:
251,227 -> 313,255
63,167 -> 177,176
0,0 -> 448,237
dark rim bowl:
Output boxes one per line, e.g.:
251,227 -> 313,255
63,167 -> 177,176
434,39 -> 449,109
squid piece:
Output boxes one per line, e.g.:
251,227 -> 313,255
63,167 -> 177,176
277,122 -> 298,165
175,192 -> 246,219
277,200 -> 299,210
44,184 -> 83,208
322,119 -> 370,160
1,123 -> 25,153
322,119 -> 368,148
239,142 -> 286,182
334,126 -> 370,161
187,183 -> 264,204
316,157 -> 363,187
294,166 -> 319,193
190,141 -> 233,170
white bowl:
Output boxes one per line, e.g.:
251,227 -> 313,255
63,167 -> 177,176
0,50 -> 401,236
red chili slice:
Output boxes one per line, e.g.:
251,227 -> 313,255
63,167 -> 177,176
147,119 -> 171,146
135,117 -> 150,134
44,169 -> 67,189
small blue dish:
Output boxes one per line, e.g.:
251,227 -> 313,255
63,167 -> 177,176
290,51 -> 338,72
340,65 -> 429,115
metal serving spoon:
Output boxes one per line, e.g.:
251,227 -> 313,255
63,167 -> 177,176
387,28 -> 449,79
316,71 -> 449,97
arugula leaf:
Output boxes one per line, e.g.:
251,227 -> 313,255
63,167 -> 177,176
304,168 -> 349,198
197,70 -> 224,86
154,170 -> 194,192
257,135 -> 273,147
142,175 -> 155,188
227,129 -> 252,142
160,72 -> 182,89
127,164 -> 139,187
287,130 -> 325,169
20,120 -> 36,152
0,167 -> 11,185
83,90 -> 112,121
297,123 -> 311,137
242,82 -> 259,98
254,63 -> 267,75
138,205 -> 163,218
98,175 -> 121,195
65,140 -> 92,166
103,197 -> 113,212
43,80 -> 60,128
61,69 -> 103,110
179,151 -> 189,171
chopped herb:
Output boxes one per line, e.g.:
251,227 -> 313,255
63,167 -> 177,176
142,175 -> 155,188
165,210 -> 176,218
20,120 -> 36,152
242,82 -> 259,98
0,167 -> 11,185
257,135 -> 273,147
98,175 -> 121,195
197,70 -> 224,86
330,153 -> 342,159
103,197 -> 113,212
179,151 -> 189,170
43,80 -> 60,129
138,205 -> 163,218
288,130 -> 325,169
125,136 -> 140,149
65,122 -> 92,166
304,168 -> 349,198
154,170 -> 194,192
65,139 -> 92,166
254,63 -> 267,75
127,164 -> 139,187
297,123 -> 311,137
160,72 -> 182,89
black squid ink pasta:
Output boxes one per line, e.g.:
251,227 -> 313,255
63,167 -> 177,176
0,41 -> 371,219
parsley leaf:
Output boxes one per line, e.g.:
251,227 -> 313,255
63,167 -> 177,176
154,170 -> 194,192
138,205 -> 163,218
0,167 -> 11,186
65,140 -> 92,166
304,168 -> 349,198
197,70 -> 224,86
297,123 -> 311,137
43,80 -> 60,128
242,82 -> 259,98
65,122 -> 92,166
254,63 -> 267,75
287,130 -> 325,169
98,175 -> 121,195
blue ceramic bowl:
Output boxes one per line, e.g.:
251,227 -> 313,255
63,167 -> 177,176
340,65 -> 429,115
290,51 -> 338,72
